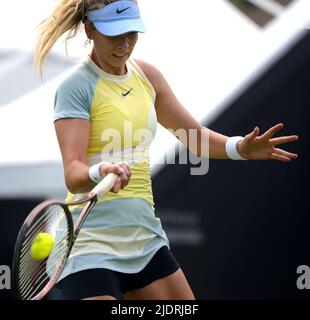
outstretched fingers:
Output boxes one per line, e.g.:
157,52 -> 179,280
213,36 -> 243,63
270,135 -> 299,146
240,124 -> 298,161
271,148 -> 298,161
255,123 -> 284,141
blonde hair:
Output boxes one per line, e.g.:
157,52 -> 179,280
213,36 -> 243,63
34,0 -> 135,73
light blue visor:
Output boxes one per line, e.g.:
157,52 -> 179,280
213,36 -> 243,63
86,1 -> 146,36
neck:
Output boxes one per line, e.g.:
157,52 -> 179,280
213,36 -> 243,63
90,51 -> 127,76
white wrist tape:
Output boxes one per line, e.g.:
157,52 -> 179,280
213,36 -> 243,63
88,162 -> 108,184
225,136 -> 247,160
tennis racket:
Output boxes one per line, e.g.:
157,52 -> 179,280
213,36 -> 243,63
12,173 -> 118,300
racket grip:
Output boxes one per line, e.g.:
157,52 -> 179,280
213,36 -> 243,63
90,173 -> 118,201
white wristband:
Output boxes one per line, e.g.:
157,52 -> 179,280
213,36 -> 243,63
88,162 -> 108,184
225,136 -> 247,160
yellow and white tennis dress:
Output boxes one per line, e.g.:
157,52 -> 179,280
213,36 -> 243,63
54,57 -> 169,280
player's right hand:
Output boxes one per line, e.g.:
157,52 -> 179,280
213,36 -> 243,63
99,162 -> 131,193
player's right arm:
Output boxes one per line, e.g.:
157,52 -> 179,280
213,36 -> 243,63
54,118 -> 130,194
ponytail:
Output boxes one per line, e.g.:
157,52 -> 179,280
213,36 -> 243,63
34,0 -> 84,74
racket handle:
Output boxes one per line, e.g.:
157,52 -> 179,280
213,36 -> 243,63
90,173 -> 118,201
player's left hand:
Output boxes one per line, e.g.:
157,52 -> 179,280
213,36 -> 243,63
237,123 -> 298,162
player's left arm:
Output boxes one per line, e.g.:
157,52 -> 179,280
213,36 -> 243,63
136,60 -> 298,161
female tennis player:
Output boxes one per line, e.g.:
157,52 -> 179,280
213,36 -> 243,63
35,0 -> 298,300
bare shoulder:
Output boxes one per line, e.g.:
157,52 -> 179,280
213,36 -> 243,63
134,59 -> 165,92
134,59 -> 158,77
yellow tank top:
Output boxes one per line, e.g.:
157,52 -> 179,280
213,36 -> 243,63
55,57 -> 157,207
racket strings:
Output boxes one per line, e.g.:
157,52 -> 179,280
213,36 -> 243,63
15,204 -> 72,300
21,209 -> 59,254
19,212 -> 61,268
18,206 -> 65,277
19,211 -> 67,267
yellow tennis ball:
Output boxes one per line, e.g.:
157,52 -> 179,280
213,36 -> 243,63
31,232 -> 55,261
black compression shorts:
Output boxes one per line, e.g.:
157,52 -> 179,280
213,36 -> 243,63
57,246 -> 180,300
